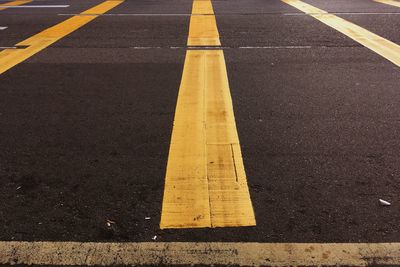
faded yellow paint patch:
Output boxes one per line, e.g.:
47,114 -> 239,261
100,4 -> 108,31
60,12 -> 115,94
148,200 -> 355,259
282,0 -> 400,67
0,1 -> 124,75
0,0 -> 31,10
374,0 -> 400,7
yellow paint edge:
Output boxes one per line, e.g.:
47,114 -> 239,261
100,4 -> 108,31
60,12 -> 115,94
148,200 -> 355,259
1,242 -> 400,266
374,0 -> 400,8
282,0 -> 400,67
0,0 -> 31,10
0,0 -> 124,75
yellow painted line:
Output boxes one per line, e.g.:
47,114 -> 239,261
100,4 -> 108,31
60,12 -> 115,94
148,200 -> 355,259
0,0 -> 31,10
0,0 -> 124,75
1,242 -> 400,266
374,0 -> 400,8
160,0 -> 255,229
188,0 -> 220,46
282,0 -> 400,67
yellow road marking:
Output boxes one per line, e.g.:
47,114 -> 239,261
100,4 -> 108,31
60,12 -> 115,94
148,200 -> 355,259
0,0 -> 31,10
282,0 -> 400,67
2,241 -> 400,266
0,0 -> 124,75
374,0 -> 400,7
160,0 -> 255,229
188,0 -> 220,46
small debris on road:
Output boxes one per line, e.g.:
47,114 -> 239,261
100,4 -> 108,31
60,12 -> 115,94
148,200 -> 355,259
106,219 -> 116,227
145,217 -> 151,220
379,199 -> 391,206
152,235 -> 157,241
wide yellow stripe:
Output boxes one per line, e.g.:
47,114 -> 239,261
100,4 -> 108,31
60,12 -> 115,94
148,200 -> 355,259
205,50 -> 255,227
374,0 -> 400,7
0,0 -> 124,75
160,50 -> 211,228
160,0 -> 255,229
188,0 -> 220,46
281,0 -> 400,67
0,0 -> 31,10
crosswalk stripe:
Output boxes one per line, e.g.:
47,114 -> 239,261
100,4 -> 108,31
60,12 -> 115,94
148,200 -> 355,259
1,241 -> 400,266
374,0 -> 400,8
160,0 -> 255,229
282,0 -> 400,67
0,0 -> 31,10
0,0 -> 124,75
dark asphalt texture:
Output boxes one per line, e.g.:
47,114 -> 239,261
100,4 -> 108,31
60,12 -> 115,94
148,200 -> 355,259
0,0 -> 400,243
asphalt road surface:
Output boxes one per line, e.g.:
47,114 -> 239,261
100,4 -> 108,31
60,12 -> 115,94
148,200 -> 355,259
1,0 -> 400,265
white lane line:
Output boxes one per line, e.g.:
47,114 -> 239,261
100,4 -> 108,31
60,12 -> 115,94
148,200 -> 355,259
57,12 -> 400,16
1,242 -> 400,266
0,26 -> 8,30
129,46 -> 314,49
284,12 -> 400,15
58,13 -> 190,16
239,45 -> 313,49
1,5 -> 69,8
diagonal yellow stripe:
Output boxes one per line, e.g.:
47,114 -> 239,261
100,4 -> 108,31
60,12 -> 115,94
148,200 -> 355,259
374,0 -> 400,7
282,0 -> 400,67
160,0 -> 255,229
0,0 -> 124,75
0,0 -> 32,11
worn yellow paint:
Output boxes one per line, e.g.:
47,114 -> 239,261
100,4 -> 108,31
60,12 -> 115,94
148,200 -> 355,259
374,0 -> 400,7
0,0 -> 124,75
0,0 -> 31,10
188,0 -> 220,46
282,0 -> 400,67
160,0 -> 255,229
2,241 -> 400,266
160,50 -> 256,228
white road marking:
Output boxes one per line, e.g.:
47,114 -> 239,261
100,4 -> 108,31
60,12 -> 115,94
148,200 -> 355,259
58,13 -> 190,16
1,242 -> 400,266
1,5 -> 69,8
284,12 -> 400,15
57,12 -> 400,16
129,45 -> 314,49
239,45 -> 312,49
0,26 -> 8,30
